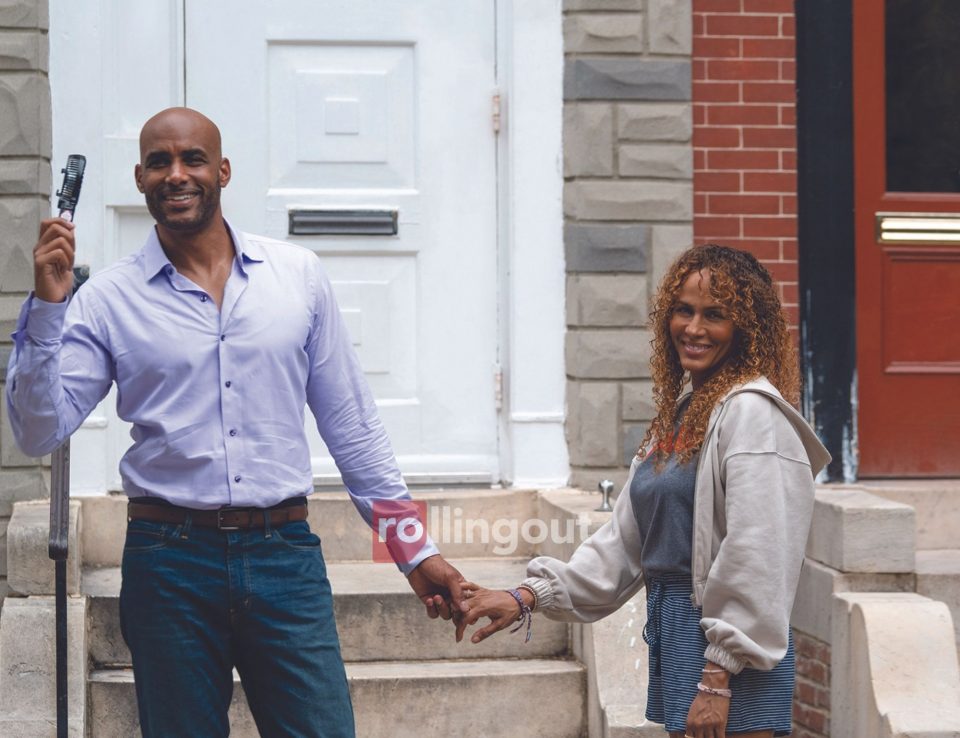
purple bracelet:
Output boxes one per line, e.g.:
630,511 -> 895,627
507,589 -> 533,643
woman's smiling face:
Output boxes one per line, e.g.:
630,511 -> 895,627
669,269 -> 737,390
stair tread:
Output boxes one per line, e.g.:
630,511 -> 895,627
83,556 -> 535,597
916,549 -> 960,575
91,657 -> 584,683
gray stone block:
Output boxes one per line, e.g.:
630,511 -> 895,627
0,294 -> 25,337
0,197 -> 46,292
564,0 -> 642,9
0,73 -> 50,156
0,0 -> 46,29
7,499 -> 79,595
565,180 -> 692,221
619,143 -> 693,179
617,103 -> 692,141
622,423 -> 647,465
2,390 -> 39,466
564,103 -> 614,177
648,0 -> 692,55
0,30 -> 45,70
650,224 -> 693,288
0,515 -> 7,577
621,380 -> 655,420
563,13 -> 645,54
569,466 -> 630,491
0,467 -> 46,517
0,347 -> 11,382
565,57 -> 690,101
567,274 -> 647,327
566,381 -> 620,466
565,223 -> 650,273
566,328 -> 652,379
0,157 -> 49,194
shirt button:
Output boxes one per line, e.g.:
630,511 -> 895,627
229,429 -> 237,437
225,380 -> 232,388
201,295 -> 208,302
234,475 -> 241,483
220,334 -> 226,341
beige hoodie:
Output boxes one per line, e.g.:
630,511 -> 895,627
522,377 -> 831,674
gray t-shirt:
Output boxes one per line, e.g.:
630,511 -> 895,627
630,433 -> 699,582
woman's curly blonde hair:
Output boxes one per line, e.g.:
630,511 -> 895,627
639,244 -> 800,466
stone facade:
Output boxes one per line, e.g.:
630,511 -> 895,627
563,0 -> 693,490
0,0 -> 50,601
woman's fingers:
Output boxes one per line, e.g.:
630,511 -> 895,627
470,614 -> 514,643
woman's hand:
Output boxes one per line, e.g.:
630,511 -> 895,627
684,662 -> 730,738
460,582 -> 530,643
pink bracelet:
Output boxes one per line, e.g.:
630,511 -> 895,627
696,681 -> 732,698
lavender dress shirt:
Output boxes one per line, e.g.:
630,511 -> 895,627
6,221 -> 437,572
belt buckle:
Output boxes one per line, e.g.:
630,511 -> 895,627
216,508 -> 243,531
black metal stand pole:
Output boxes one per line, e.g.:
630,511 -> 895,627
49,441 -> 70,738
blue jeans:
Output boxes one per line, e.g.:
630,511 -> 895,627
119,513 -> 355,737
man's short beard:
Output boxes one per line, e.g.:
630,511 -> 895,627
146,184 -> 221,232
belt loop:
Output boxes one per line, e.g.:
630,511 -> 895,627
180,513 -> 193,540
263,508 -> 272,539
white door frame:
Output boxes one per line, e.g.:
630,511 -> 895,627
49,0 -> 568,491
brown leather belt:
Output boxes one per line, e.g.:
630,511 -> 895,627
127,500 -> 308,530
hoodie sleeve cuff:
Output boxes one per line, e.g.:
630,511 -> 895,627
704,643 -> 746,675
521,576 -> 555,612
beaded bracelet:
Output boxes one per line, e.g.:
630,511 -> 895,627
696,681 -> 732,698
506,588 -> 533,643
517,583 -> 539,611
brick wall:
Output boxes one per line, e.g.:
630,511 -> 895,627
0,0 -> 51,601
792,629 -> 831,738
692,0 -> 799,332
563,0 -> 693,489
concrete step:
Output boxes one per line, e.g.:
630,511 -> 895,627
916,549 -> 960,649
89,658 -> 586,738
857,480 -> 960,550
78,489 -> 545,568
83,557 -> 570,667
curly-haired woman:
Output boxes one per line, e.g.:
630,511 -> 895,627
460,244 -> 831,738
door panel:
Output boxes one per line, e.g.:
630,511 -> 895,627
185,1 -> 500,484
854,1 -> 960,475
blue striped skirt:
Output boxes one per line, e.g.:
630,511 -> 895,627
643,575 -> 794,735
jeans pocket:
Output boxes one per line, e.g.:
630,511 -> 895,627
123,519 -> 176,552
273,521 -> 322,550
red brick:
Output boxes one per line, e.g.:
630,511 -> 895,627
694,149 -> 707,169
706,14 -> 781,37
744,215 -> 797,237
782,59 -> 796,79
742,37 -> 795,58
781,238 -> 798,260
743,0 -> 795,15
795,680 -> 817,705
743,82 -> 796,104
744,171 -> 796,192
694,0 -> 743,13
721,238 -> 782,261
693,13 -> 705,35
695,37 -> 741,58
694,59 -> 708,81
780,281 -> 798,304
793,703 -> 828,734
693,81 -> 742,102
694,126 -> 741,147
707,149 -> 781,170
782,194 -> 797,214
695,216 -> 742,238
694,104 -> 707,125
695,171 -> 741,192
781,14 -> 796,37
780,104 -> 796,125
709,193 -> 780,215
708,104 -> 780,125
707,59 -> 781,81
816,686 -> 831,710
695,193 -> 708,213
781,149 -> 797,169
742,124 -> 796,147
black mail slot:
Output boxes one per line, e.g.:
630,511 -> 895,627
288,209 -> 398,236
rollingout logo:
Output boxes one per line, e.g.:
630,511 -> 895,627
371,498 -> 593,564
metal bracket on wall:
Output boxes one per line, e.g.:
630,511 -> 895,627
876,212 -> 960,244
289,209 -> 399,236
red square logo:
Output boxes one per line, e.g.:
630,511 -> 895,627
371,499 -> 428,564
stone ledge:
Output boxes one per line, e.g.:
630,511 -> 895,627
7,499 -> 80,595
807,486 -> 915,573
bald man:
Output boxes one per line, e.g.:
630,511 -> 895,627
7,108 -> 466,737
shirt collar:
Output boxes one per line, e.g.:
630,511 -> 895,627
141,219 -> 265,281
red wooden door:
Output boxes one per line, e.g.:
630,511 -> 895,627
853,1 -> 960,476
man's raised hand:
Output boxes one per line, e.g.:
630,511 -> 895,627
34,217 -> 76,303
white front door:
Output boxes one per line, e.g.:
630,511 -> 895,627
52,1 -> 501,491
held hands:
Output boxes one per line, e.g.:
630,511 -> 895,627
406,554 -> 469,641
684,662 -> 731,738
33,217 -> 77,304
459,582 -> 532,644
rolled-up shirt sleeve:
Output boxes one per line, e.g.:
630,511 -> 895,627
6,292 -> 114,457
